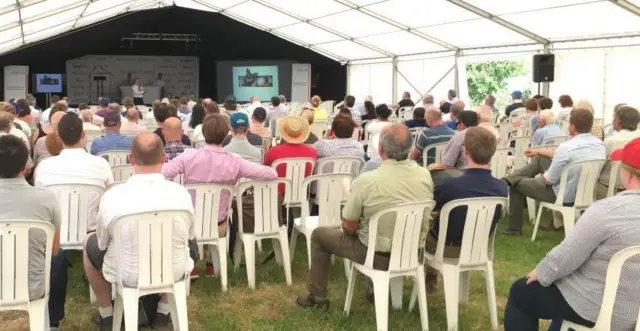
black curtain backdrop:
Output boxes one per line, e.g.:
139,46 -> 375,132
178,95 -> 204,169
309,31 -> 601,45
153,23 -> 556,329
0,6 -> 346,106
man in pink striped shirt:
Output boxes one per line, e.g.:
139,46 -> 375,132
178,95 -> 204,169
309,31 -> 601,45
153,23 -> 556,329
162,113 -> 277,277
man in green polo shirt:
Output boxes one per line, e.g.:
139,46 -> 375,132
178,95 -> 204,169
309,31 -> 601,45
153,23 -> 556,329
295,123 -> 434,309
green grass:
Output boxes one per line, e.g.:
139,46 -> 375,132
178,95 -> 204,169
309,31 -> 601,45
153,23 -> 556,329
0,216 -> 563,331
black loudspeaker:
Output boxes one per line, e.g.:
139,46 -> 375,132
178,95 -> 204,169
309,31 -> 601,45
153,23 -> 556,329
533,54 -> 555,83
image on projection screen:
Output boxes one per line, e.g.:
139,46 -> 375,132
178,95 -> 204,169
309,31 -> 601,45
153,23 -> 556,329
232,66 -> 279,101
36,73 -> 63,93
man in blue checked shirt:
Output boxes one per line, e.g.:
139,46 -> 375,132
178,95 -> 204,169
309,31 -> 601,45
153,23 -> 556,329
90,111 -> 133,155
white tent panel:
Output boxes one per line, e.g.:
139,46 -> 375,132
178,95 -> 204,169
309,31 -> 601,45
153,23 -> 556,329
603,47 -> 640,121
464,0 -> 594,16
630,0 -> 640,6
313,10 -> 399,38
0,26 -> 22,43
0,9 -> 19,26
275,23 -> 343,45
261,0 -> 349,19
396,56 -> 458,103
84,0 -> 131,17
173,0 -> 216,12
201,0 -> 245,10
0,0 -> 15,8
348,62 -> 393,104
315,40 -> 385,59
359,31 -> 446,55
23,6 -> 84,35
24,21 -> 75,44
75,2 -> 132,28
20,0 -> 80,20
366,0 -> 479,27
226,1 -> 300,28
418,19 -> 532,49
502,2 -> 640,41
0,37 -> 22,54
347,0 -> 382,5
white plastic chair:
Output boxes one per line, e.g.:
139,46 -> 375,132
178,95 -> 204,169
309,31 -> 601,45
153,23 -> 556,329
344,201 -> 436,331
84,130 -> 103,151
310,120 -> 328,139
422,142 -> 448,167
410,128 -> 423,145
290,173 -> 354,265
560,245 -> 640,331
606,161 -> 622,198
490,148 -> 514,179
351,127 -> 363,141
0,220 -> 55,331
184,184 -> 235,291
233,179 -> 293,289
412,197 -> 507,331
271,158 -> 316,209
98,150 -> 130,167
399,107 -> 414,121
316,156 -> 363,176
508,136 -> 533,170
497,122 -> 512,147
111,164 -> 134,183
111,210 -> 193,331
172,173 -> 185,185
194,140 -> 206,149
546,135 -> 569,145
531,159 -> 607,241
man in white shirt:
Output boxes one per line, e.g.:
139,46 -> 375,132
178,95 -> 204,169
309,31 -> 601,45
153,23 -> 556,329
597,106 -> 640,199
154,73 -> 165,99
264,96 -> 288,135
476,105 -> 500,142
120,108 -> 145,133
81,109 -> 102,132
35,113 -> 113,231
366,104 -> 392,158
83,132 -> 196,330
279,95 -> 290,113
245,95 -> 262,116
40,95 -> 61,127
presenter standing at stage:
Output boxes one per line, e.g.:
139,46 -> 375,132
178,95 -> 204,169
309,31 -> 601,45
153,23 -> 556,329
132,77 -> 144,105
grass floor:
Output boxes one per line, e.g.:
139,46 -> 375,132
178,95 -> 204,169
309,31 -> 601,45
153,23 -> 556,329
0,217 -> 563,331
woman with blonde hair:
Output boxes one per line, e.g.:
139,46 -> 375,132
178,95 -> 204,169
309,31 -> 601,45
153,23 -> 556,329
300,108 -> 319,144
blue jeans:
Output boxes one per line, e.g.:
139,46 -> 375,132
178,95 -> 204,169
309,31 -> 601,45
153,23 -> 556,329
49,249 -> 68,326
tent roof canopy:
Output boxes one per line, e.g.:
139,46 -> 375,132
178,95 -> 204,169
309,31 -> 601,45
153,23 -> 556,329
1,0 -> 639,63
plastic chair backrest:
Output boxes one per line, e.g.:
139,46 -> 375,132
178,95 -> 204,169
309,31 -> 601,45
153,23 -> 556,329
172,173 -> 184,185
546,135 -> 569,145
362,201 -> 436,271
422,141 -> 449,167
410,128 -> 423,145
98,150 -> 130,167
588,245 -> 640,331
84,130 -> 103,150
185,184 -> 235,241
491,148 -> 514,178
498,122 -> 512,147
111,210 -> 193,289
46,183 -> 105,248
553,159 -> 606,208
112,164 -> 134,183
434,197 -> 507,266
316,156 -> 363,176
560,120 -> 570,134
607,161 -> 622,198
271,158 -> 316,205
310,120 -> 328,139
0,221 -> 55,308
300,174 -> 353,227
236,179 -> 291,235
508,136 -> 532,169
321,100 -> 335,114
351,127 -> 363,141
194,140 -> 206,149
399,107 -> 414,121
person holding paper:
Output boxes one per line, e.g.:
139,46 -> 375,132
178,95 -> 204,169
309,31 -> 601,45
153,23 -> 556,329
132,77 -> 144,105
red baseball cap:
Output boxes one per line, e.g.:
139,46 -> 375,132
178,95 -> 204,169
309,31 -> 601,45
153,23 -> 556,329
610,137 -> 640,168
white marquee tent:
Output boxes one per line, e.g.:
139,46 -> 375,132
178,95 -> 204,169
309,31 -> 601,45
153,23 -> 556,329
1,0 -> 639,118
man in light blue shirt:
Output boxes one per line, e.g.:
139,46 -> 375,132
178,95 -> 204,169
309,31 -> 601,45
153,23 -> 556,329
503,109 -> 606,235
90,111 -> 133,155
532,110 -> 564,146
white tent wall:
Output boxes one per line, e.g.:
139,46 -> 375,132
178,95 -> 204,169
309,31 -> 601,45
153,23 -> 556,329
347,62 -> 393,104
395,56 -> 457,106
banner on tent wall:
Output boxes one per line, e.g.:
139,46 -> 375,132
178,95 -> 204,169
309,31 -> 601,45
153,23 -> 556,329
3,66 -> 28,100
291,63 -> 311,103
66,55 -> 199,105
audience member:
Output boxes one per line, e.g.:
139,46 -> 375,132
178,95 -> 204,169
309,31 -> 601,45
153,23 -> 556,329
530,97 -> 553,133
410,106 -> 456,165
531,110 -> 563,147
485,94 -> 499,114
163,117 -> 193,161
504,137 -> 640,331
361,100 -> 376,122
27,94 -> 41,122
445,100 -> 465,129
300,109 -> 319,144
366,104 -> 392,159
295,123 -> 433,308
404,107 -> 428,129
264,96 -> 288,136
37,102 -> 67,139
344,95 -> 361,122
35,113 -> 113,231
85,133 -> 196,330
575,99 -> 605,139
476,105 -> 500,140
315,113 -> 364,165
14,98 -> 36,136
185,104 -> 205,131
310,95 -> 328,121
556,94 -> 574,121
279,95 -> 290,113
0,112 -> 13,136
187,93 -> 197,110
245,96 -> 262,116
121,108 -> 145,133
513,98 -> 538,129
396,91 -> 415,108
223,113 -> 263,163
425,127 -> 508,290
596,106 -> 640,199
40,95 -> 61,126
81,109 -> 102,131
163,114 -> 277,277
178,97 -> 191,116
440,89 -> 457,114
94,97 -> 110,118
153,103 -> 191,146
429,110 -> 479,184
34,111 -> 65,165
503,109 -> 606,235
419,93 -> 435,109
0,102 -> 31,151
0,135 -> 68,331
90,111 -> 133,155
263,116 -> 318,196
505,90 -> 525,117
222,95 -> 238,116
249,107 -> 271,138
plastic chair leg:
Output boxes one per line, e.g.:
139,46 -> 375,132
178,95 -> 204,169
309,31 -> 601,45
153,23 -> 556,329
257,240 -> 263,253
372,274 -> 390,331
272,238 -> 283,266
416,268 -> 430,331
217,239 -> 228,292
442,266 -> 460,331
289,228 -> 299,262
198,244 -> 204,261
89,287 -> 96,303
113,294 -> 124,331
390,277 -> 404,310
242,236 -> 256,289
531,205 -> 544,241
233,236 -> 243,271
343,258 -> 351,282
28,298 -> 48,331
305,234 -> 312,270
122,289 -> 139,331
169,282 -> 189,331
458,271 -> 470,304
561,209 -> 576,235
485,262 -> 499,330
343,266 -> 357,315
209,245 -> 221,276
278,231 -> 293,286
526,197 -> 537,223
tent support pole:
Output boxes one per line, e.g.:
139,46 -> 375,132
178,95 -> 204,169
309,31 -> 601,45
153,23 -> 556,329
454,51 -> 460,95
392,57 -> 398,104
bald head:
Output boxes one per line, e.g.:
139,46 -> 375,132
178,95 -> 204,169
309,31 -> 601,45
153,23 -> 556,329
50,111 -> 65,130
250,96 -> 259,103
202,98 -> 212,107
125,108 -> 139,122
379,123 -> 412,161
162,117 -> 183,142
425,106 -> 444,127
130,132 -> 165,169
475,105 -> 493,123
539,109 -> 555,128
81,109 -> 93,123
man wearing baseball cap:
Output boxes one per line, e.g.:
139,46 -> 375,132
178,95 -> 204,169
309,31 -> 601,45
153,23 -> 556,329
223,95 -> 238,116
505,90 -> 525,117
223,112 -> 262,163
90,111 -> 133,155
249,106 -> 271,138
95,97 -> 110,118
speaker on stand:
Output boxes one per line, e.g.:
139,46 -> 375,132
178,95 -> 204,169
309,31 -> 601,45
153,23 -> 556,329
533,54 -> 555,95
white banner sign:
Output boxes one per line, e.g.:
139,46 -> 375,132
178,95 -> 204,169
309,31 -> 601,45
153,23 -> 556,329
66,55 -> 199,105
3,66 -> 28,100
291,63 -> 311,103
